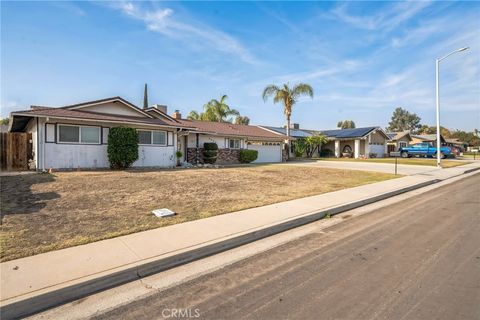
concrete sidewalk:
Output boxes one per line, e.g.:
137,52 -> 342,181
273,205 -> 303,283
1,162 -> 479,319
285,159 -> 444,175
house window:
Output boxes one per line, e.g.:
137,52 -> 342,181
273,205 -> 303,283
81,127 -> 101,143
138,130 -> 152,144
229,139 -> 241,149
153,131 -> 166,145
58,125 -> 100,144
138,130 -> 167,146
399,141 -> 408,148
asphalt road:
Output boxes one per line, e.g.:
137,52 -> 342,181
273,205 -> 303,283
95,174 -> 480,320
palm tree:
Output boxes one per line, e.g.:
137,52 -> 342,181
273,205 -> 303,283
187,95 -> 248,123
234,115 -> 250,125
337,120 -> 356,129
262,83 -> 314,141
187,110 -> 202,120
204,95 -> 239,122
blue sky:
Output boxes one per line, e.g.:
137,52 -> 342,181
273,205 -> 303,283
1,1 -> 479,131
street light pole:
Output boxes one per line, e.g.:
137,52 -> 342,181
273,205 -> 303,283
435,47 -> 469,167
435,58 -> 441,167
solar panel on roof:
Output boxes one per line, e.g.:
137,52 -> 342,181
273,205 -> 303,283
319,127 -> 377,138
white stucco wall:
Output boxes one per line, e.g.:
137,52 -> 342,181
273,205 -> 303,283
187,134 -> 244,149
45,143 -> 109,169
134,146 -> 176,167
37,118 -> 177,169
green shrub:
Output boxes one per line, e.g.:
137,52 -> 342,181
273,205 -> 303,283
203,150 -> 217,157
204,143 -> 218,150
239,150 -> 258,163
203,142 -> 218,164
107,127 -> 139,169
176,150 -> 183,158
320,149 -> 334,157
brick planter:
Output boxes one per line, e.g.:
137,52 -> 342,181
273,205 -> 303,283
187,148 -> 241,165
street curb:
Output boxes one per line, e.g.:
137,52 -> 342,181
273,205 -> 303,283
463,167 -> 480,174
0,177 -> 452,319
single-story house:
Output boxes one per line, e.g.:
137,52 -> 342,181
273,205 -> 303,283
8,97 -> 289,170
386,131 -> 412,152
410,134 -> 446,145
262,125 -> 390,158
261,124 -> 313,157
445,138 -> 467,151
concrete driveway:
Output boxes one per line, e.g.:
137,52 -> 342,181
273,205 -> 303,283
284,160 -> 440,176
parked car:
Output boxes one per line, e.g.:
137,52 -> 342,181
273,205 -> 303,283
399,143 -> 452,159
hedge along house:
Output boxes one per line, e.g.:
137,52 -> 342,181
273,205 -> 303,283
144,110 -> 290,164
8,97 -> 289,170
262,125 -> 390,158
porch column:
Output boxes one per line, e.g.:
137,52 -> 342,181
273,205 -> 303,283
195,133 -> 200,164
334,140 -> 340,158
354,139 -> 360,159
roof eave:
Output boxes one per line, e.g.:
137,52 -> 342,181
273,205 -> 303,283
9,112 -> 187,130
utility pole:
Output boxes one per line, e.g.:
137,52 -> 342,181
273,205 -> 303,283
143,83 -> 148,110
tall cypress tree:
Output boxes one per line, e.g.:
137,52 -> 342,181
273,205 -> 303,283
143,83 -> 148,109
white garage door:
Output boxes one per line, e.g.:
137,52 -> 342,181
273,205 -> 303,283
369,144 -> 386,158
247,144 -> 282,163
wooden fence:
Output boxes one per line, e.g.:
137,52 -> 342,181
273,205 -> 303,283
0,132 -> 33,171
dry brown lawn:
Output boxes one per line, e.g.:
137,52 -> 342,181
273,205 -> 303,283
0,165 -> 397,261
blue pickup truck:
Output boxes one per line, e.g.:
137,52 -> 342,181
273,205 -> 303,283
399,143 -> 452,159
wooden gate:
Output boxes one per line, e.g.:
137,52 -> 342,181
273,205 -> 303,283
0,132 -> 33,171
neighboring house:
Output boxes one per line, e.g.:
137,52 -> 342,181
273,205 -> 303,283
262,124 -> 313,157
386,131 -> 412,152
445,138 -> 467,150
410,134 -> 446,145
148,111 -> 289,164
445,138 -> 467,156
8,97 -> 288,170
262,125 -> 390,158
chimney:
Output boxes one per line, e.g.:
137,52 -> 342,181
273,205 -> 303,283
152,104 -> 167,114
290,123 -> 300,129
172,110 -> 182,120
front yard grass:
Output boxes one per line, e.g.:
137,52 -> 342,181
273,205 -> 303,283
313,157 -> 470,168
1,165 -> 397,262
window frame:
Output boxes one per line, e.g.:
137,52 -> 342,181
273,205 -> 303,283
137,129 -> 168,146
228,138 -> 241,149
399,141 -> 408,148
57,124 -> 101,145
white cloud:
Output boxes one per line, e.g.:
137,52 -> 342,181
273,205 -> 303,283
391,24 -> 439,48
331,1 -> 432,32
111,2 -> 258,64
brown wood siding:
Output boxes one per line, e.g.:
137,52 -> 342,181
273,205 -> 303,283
0,132 -> 33,171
